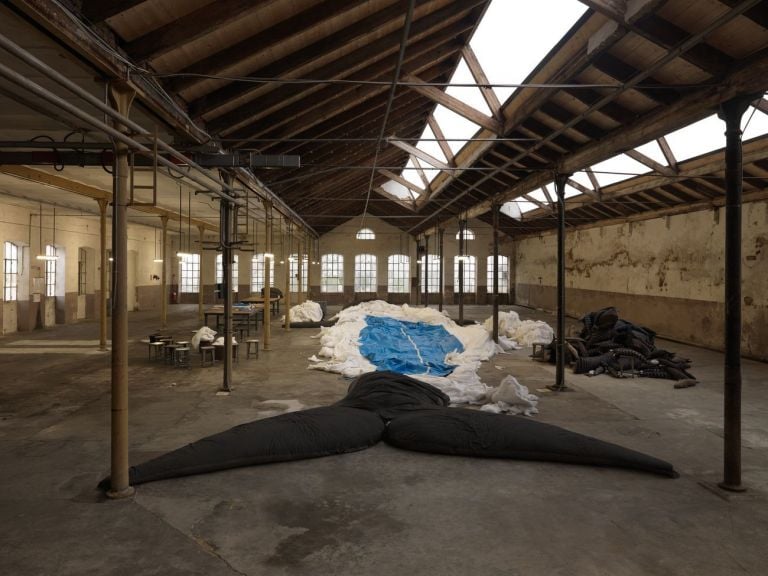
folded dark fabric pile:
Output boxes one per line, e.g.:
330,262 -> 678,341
568,307 -> 696,382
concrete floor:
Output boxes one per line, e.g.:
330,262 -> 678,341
1,303 -> 767,575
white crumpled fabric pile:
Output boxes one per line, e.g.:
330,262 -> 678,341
190,326 -> 217,351
308,300 -> 537,413
483,310 -> 554,351
285,300 -> 323,323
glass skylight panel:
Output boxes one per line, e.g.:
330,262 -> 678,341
570,170 -> 594,190
664,113 -> 723,162
432,104 -> 480,155
634,140 -> 669,164
501,201 -> 522,220
528,188 -> 549,203
590,154 -> 651,187
416,125 -> 448,166
381,179 -> 411,200
564,184 -> 581,198
445,58 -> 492,116
469,0 -> 587,103
518,199 -> 538,214
742,102 -> 768,141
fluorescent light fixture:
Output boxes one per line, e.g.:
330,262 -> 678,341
176,252 -> 193,259
153,258 -> 164,263
35,254 -> 58,261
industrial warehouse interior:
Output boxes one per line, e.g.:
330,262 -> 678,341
2,0 -> 768,574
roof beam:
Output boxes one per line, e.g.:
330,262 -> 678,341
387,137 -> 451,170
81,0 -> 144,23
402,72 -> 502,133
461,45 -> 502,120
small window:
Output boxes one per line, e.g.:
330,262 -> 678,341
180,253 -> 200,293
454,255 -> 476,293
321,254 -> 344,293
78,248 -> 87,295
3,241 -> 19,302
455,228 -> 475,240
289,254 -> 308,292
45,244 -> 57,297
487,255 -> 509,294
418,254 -> 441,294
354,254 -> 377,292
251,253 -> 275,293
387,254 -> 410,293
356,228 -> 375,240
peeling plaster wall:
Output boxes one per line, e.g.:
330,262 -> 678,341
515,203 -> 768,360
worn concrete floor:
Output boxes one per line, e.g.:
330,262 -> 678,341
1,303 -> 767,575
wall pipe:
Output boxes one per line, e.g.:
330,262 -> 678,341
551,173 -> 570,392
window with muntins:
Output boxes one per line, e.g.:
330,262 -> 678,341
45,244 -> 56,297
180,253 -> 200,293
78,248 -> 87,295
356,228 -> 375,240
321,254 -> 344,293
251,253 -> 274,293
454,255 -> 476,293
455,228 -> 475,240
354,254 -> 377,292
418,254 -> 441,293
216,253 -> 239,292
289,254 -> 308,292
387,254 -> 410,293
487,255 -> 509,294
3,241 -> 18,301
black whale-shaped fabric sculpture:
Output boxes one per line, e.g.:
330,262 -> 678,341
102,371 -> 676,488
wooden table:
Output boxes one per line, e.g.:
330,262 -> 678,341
239,295 -> 282,316
204,306 -> 263,335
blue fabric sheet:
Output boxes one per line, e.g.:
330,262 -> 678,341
358,316 -> 464,376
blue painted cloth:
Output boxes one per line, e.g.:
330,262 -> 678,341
359,316 -> 464,376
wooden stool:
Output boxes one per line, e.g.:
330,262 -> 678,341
200,346 -> 215,367
246,338 -> 260,359
174,347 -> 191,369
164,343 -> 180,365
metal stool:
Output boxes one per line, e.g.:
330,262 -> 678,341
246,338 -> 260,359
174,347 -> 191,368
200,345 -> 215,367
148,341 -> 165,361
164,343 -> 180,365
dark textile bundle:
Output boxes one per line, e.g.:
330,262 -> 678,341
99,371 -> 677,489
570,307 -> 696,382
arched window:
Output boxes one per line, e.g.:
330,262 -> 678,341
251,253 -> 274,293
418,254 -> 441,294
356,228 -> 375,240
289,254 -> 308,292
354,254 -> 377,292
387,254 -> 409,293
216,253 -> 239,292
487,255 -> 509,294
3,241 -> 19,301
321,254 -> 344,293
454,255 -> 476,293
455,228 -> 475,240
179,253 -> 200,293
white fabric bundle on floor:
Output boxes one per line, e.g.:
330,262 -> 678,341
484,311 -> 554,347
287,300 -> 323,323
191,326 -> 217,351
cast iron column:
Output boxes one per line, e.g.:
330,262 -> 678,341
423,234 -> 429,308
160,215 -> 168,329
552,173 -> 571,391
438,227 -> 444,312
220,193 -> 234,393
717,94 -> 758,492
262,201 -> 272,350
197,225 -> 205,323
492,201 -> 499,343
97,198 -> 108,351
458,220 -> 465,324
284,223 -> 292,330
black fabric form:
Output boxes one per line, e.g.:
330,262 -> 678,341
385,408 -> 678,478
100,371 -> 677,489
567,307 -> 696,382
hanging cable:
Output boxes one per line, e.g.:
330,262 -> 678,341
359,0 -> 415,231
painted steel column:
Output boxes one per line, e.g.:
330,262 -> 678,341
107,82 -> 135,499
220,195 -> 233,393
552,173 -> 571,392
197,225 -> 205,323
307,237 -> 314,301
284,224 -> 292,331
492,202 -> 499,343
458,220 -> 465,324
160,216 -> 168,329
262,201 -> 272,350
97,198 -> 108,351
423,234 -> 429,308
438,227 -> 444,312
717,95 -> 757,492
